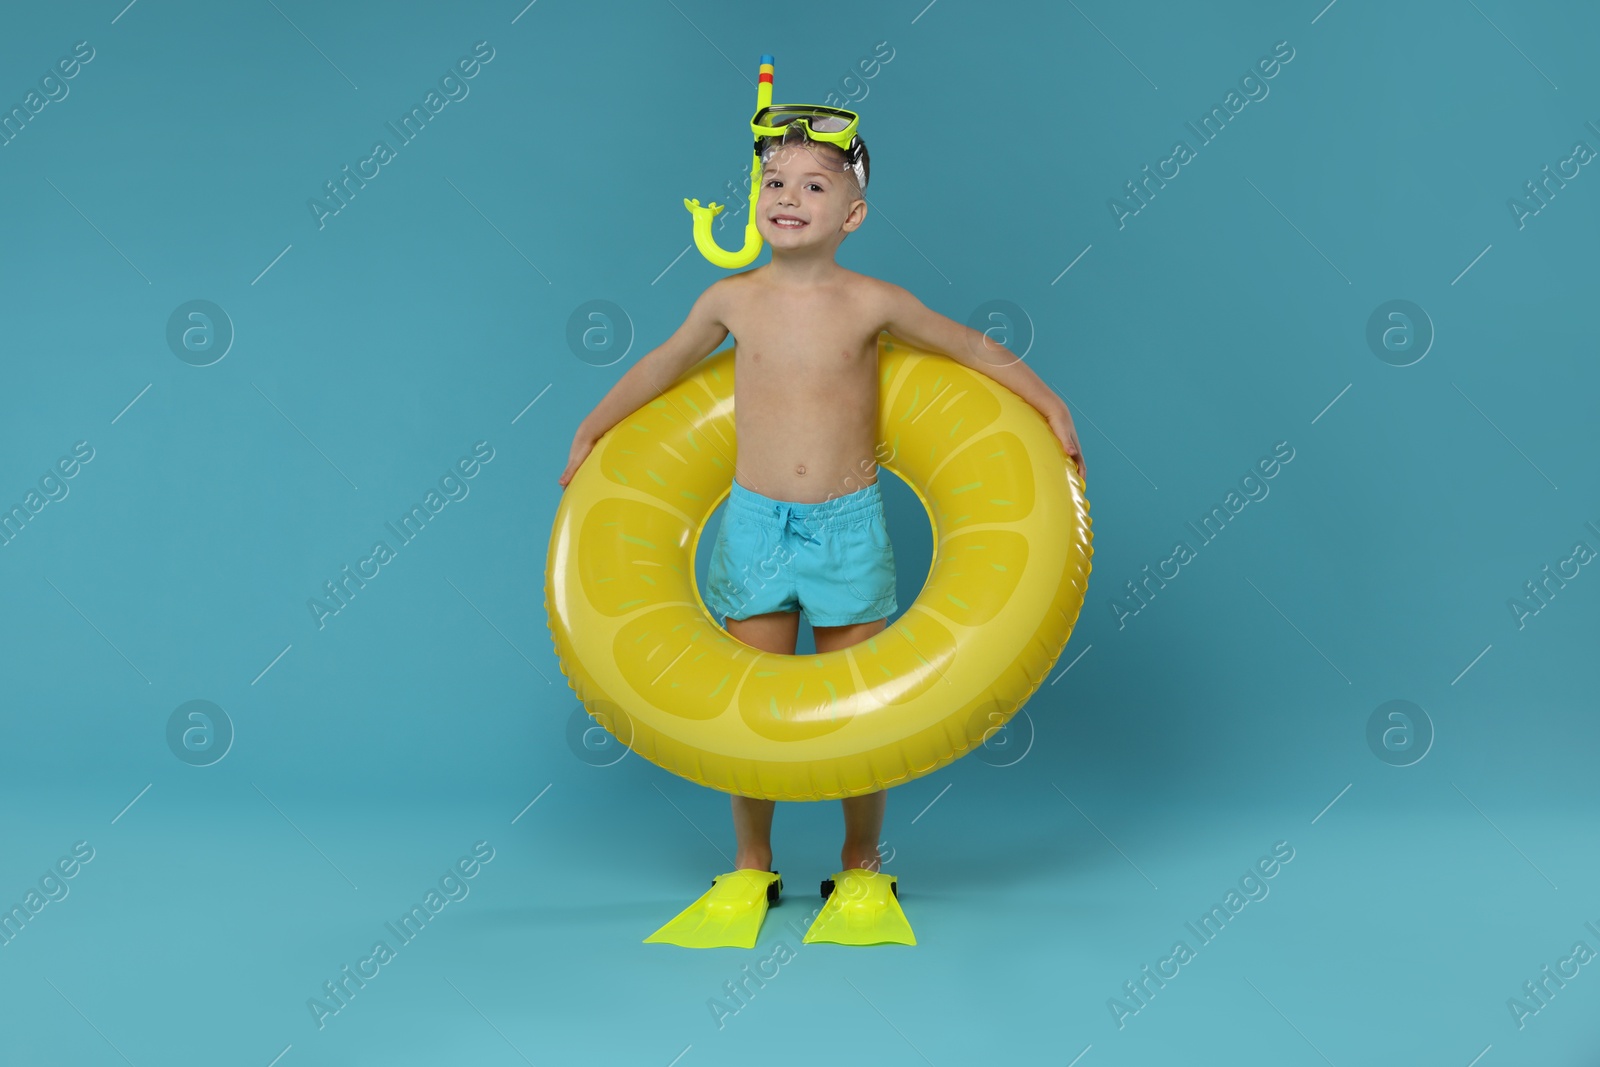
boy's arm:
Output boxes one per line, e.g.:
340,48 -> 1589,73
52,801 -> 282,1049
558,282 -> 731,488
877,283 -> 1086,479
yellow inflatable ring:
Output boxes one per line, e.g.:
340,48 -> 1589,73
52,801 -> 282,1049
546,337 -> 1093,801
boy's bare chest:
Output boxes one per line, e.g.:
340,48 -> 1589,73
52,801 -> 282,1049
727,317 -> 879,391
721,277 -> 884,402
736,334 -> 877,384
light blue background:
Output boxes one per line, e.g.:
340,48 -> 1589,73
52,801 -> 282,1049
2,1 -> 1597,1064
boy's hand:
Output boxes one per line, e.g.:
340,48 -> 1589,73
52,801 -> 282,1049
558,430 -> 600,490
1045,404 -> 1087,482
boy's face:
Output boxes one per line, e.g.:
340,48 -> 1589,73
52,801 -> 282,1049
755,141 -> 866,250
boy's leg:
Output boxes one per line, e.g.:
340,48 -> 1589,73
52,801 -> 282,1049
814,618 -> 890,871
729,793 -> 776,872
724,610 -> 801,871
838,790 -> 885,872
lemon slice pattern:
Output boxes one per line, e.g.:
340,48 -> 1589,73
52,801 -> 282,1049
546,338 -> 1092,800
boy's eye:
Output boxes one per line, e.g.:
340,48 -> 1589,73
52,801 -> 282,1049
764,179 -> 826,192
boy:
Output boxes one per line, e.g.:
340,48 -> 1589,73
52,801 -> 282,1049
558,121 -> 1085,917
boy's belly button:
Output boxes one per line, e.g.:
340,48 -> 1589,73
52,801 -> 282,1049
795,464 -> 806,475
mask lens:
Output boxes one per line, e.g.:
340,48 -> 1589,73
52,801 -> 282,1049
755,106 -> 854,135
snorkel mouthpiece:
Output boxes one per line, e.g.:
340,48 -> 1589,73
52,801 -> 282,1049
684,55 -> 774,269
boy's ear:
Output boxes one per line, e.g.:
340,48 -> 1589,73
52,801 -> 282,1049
841,197 -> 868,233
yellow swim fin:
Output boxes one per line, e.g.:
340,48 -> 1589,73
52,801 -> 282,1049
644,870 -> 783,949
802,869 -> 916,946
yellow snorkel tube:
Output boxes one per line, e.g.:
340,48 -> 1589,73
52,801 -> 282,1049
683,55 -> 774,269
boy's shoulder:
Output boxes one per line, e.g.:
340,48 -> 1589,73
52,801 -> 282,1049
700,266 -> 761,300
841,271 -> 912,323
697,270 -> 756,318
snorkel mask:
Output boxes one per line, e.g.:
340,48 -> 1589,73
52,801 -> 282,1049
684,55 -> 866,269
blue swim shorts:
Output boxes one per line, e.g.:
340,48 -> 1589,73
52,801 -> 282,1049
703,479 -> 898,627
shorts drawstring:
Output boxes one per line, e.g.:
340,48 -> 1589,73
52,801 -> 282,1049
776,503 -> 821,546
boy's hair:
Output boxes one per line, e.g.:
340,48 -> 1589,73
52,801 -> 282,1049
761,134 -> 870,198
836,135 -> 870,196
